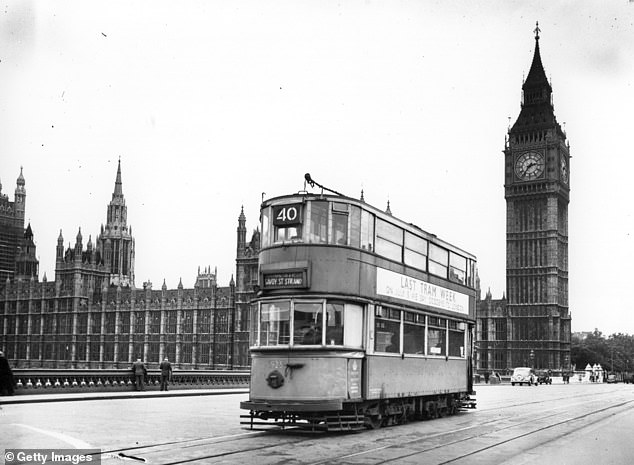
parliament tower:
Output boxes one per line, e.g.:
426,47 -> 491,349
98,160 -> 135,287
478,24 -> 572,373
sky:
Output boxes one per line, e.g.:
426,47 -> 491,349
1,1 -> 633,335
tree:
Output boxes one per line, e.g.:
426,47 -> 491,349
572,329 -> 634,373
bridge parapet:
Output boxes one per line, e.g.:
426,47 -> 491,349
10,369 -> 250,395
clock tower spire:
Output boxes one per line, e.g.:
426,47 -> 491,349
504,24 -> 571,372
478,24 -> 571,375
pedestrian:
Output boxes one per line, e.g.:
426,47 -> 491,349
0,351 -> 15,396
484,371 -> 490,384
159,357 -> 172,391
132,358 -> 147,391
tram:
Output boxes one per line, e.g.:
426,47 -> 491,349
240,175 -> 477,431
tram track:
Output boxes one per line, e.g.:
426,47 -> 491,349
436,400 -> 634,465
475,386 -> 620,412
103,400 -> 595,464
306,398 -> 634,465
101,388 -> 634,464
101,429 -> 331,464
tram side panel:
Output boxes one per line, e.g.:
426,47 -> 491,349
249,352 -> 363,407
364,356 -> 468,399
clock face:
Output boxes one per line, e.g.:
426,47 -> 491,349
560,157 -> 568,184
515,152 -> 545,181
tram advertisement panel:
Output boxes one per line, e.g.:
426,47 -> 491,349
376,268 -> 470,315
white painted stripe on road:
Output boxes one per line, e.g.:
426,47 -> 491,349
14,423 -> 93,448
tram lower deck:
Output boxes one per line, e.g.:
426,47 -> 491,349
241,348 -> 475,431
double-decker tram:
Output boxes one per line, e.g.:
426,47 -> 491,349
240,175 -> 477,431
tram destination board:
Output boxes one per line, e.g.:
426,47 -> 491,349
263,270 -> 308,289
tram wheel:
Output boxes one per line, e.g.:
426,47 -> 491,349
365,415 -> 383,429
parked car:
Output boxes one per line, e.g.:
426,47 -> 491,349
537,370 -> 552,385
606,373 -> 617,383
511,367 -> 537,386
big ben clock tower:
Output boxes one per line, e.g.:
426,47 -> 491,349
503,23 -> 571,371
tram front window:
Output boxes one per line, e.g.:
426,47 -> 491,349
260,301 -> 290,346
275,225 -> 302,242
294,302 -> 323,345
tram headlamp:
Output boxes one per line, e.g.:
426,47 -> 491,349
266,370 -> 285,389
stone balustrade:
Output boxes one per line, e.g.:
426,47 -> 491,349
10,369 -> 249,394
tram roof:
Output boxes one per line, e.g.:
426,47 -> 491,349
262,192 -> 477,261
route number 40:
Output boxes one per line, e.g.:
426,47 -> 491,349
273,205 -> 302,225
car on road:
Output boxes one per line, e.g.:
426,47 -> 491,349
606,373 -> 617,383
511,367 -> 537,386
537,370 -> 552,385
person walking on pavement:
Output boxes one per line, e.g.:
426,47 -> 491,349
132,358 -> 147,391
0,351 -> 15,396
159,357 -> 172,391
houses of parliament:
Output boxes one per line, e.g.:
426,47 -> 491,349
0,161 -> 259,369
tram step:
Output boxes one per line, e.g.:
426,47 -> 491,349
324,414 -> 365,431
240,414 -> 366,431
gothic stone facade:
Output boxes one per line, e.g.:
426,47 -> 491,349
476,27 -> 572,374
1,169 -> 38,284
0,163 -> 259,369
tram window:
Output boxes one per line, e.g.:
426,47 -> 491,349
261,207 -> 270,248
326,302 -> 344,345
260,301 -> 290,346
468,260 -> 476,287
275,225 -> 302,243
308,201 -> 328,243
427,316 -> 446,356
405,232 -> 428,253
448,320 -> 465,357
449,253 -> 467,285
350,205 -> 361,248
294,302 -> 323,345
360,209 -> 374,251
429,243 -> 449,279
331,210 -> 348,245
344,303 -> 363,348
375,307 -> 400,353
403,312 -> 425,354
375,219 -> 403,262
249,303 -> 259,345
404,232 -> 427,271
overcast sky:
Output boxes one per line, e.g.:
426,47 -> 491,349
1,1 -> 633,335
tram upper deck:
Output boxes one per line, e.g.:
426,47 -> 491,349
258,192 -> 477,321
